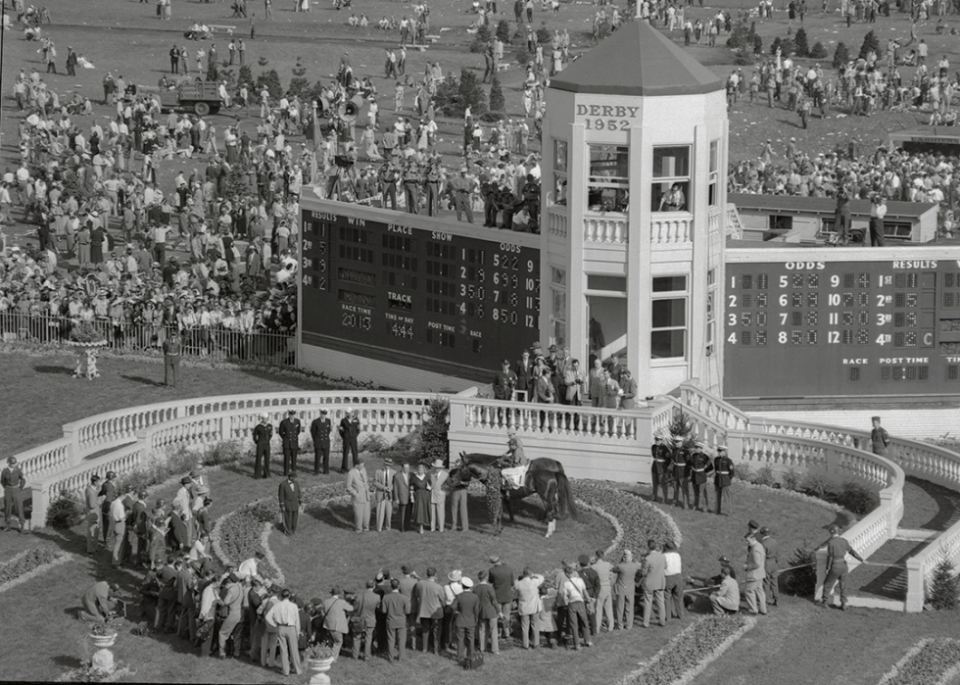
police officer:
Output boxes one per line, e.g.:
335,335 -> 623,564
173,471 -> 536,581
650,435 -> 670,504
425,158 -> 442,217
671,437 -> 690,510
162,331 -> 182,387
252,413 -> 273,479
450,166 -> 474,223
378,160 -> 399,210
497,184 -> 518,231
310,409 -> 332,476
278,410 -> 302,476
521,174 -> 541,230
713,445 -> 735,516
402,158 -> 421,214
689,444 -> 714,512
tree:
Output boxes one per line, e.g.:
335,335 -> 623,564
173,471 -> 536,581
433,69 -> 487,118
832,41 -> 850,68
496,18 -> 511,43
859,30 -> 879,60
237,64 -> 253,87
419,398 -> 450,467
471,24 -> 492,53
255,69 -> 282,100
769,36 -> 782,56
489,75 -> 505,113
928,552 -> 960,610
794,27 -> 809,57
810,41 -> 828,59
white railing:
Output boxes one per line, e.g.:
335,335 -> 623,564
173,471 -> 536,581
650,214 -> 692,244
679,381 -> 751,432
906,518 -> 960,612
584,214 -> 628,244
708,205 -> 723,237
546,209 -> 568,239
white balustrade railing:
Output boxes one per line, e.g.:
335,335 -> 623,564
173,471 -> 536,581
17,438 -> 74,483
679,381 -> 751,432
546,209 -> 568,239
583,214 -> 628,244
651,215 -> 692,244
906,518 -> 960,611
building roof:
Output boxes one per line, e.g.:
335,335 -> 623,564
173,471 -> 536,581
728,193 -> 938,219
549,21 -> 723,97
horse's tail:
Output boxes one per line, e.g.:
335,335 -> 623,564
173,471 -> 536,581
556,471 -> 579,521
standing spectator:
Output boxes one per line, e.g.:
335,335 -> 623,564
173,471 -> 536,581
452,577 -> 481,662
713,445 -> 735,515
373,458 -> 395,532
743,523 -> 768,616
109,493 -> 128,568
309,409 -> 332,475
83,474 -> 102,554
493,358 -> 518,400
449,465 -> 470,532
488,555 -> 516,639
429,459 -> 448,532
663,541 -> 684,620
338,409 -> 361,473
613,550 -> 641,630
561,565 -> 592,650
278,409 -> 301,476
592,550 -> 615,632
99,470 -> 118,545
346,457 -> 371,533
415,568 -> 446,654
277,472 -> 301,536
252,413 -> 273,479
393,462 -> 413,532
320,587 -> 354,660
514,567 -> 544,648
870,416 -> 890,456
265,589 -> 303,675
640,539 -> 666,628
352,580 -> 380,660
1,457 -> 27,534
474,570 -> 500,655
162,331 -> 181,387
819,525 -> 864,610
760,527 -> 780,607
381,579 -> 411,662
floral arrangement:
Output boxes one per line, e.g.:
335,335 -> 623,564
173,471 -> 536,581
304,642 -> 337,661
68,322 -> 107,345
617,615 -> 756,685
572,481 -> 680,553
877,638 -> 960,685
89,619 -> 115,637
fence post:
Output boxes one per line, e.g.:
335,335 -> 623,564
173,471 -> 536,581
904,557 -> 924,612
727,430 -> 745,464
62,424 -> 81,467
30,484 -> 49,530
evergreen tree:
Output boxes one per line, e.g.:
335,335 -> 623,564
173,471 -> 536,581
769,36 -> 782,56
858,30 -> 879,60
255,69 -> 283,100
832,41 -> 849,68
238,64 -> 253,87
496,18 -> 511,44
929,553 -> 960,610
419,399 -> 450,466
489,75 -> 505,113
794,27 -> 810,57
810,41 -> 828,59
457,68 -> 487,116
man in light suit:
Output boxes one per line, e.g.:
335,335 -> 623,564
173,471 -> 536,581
429,459 -> 448,532
346,458 -> 371,533
414,567 -> 446,654
352,579 -> 381,660
277,472 -> 302,536
393,462 -> 412,532
373,458 -> 395,532
320,587 -> 354,660
640,539 -> 666,628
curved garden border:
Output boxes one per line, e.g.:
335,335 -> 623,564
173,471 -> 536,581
0,548 -> 72,595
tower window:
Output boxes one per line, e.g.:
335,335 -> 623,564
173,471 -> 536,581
587,145 -> 629,213
652,146 -> 691,212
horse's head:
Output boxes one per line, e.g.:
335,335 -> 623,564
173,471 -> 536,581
448,453 -> 490,486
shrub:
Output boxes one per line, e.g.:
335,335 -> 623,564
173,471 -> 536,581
515,44 -> 530,66
255,69 -> 283,100
47,492 -> 84,529
781,541 -> 818,596
489,75 -> 505,113
753,34 -> 763,55
751,465 -> 778,488
536,22 -> 551,45
247,499 -> 278,524
735,463 -> 754,484
778,37 -> 794,58
734,49 -> 755,66
496,18 -> 511,43
858,29 -> 879,60
836,481 -> 877,516
794,27 -> 810,57
800,472 -> 836,500
832,41 -> 849,68
433,69 -> 487,118
237,64 -> 253,87
927,552 -> 959,610
419,399 -> 450,466
810,41 -> 828,59
470,24 -> 492,53
359,434 -> 388,454
287,77 -> 310,98
204,439 -> 245,466
769,37 -> 781,56
781,467 -> 802,492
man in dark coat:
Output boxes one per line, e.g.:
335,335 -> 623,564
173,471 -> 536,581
473,570 -> 500,654
651,435 -> 671,504
278,472 -> 302,535
689,444 -> 714,512
381,579 -> 411,662
338,410 -> 361,473
309,409 -> 332,475
252,413 -> 273,479
487,556 -> 515,639
451,577 -> 481,662
278,410 -> 301,476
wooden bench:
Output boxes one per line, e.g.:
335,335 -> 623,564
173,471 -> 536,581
208,24 -> 237,35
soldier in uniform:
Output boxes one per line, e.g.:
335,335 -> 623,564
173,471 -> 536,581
521,174 -> 541,231
497,184 -> 518,231
650,435 -> 670,504
713,445 -> 735,516
310,409 -> 332,475
339,409 -> 362,473
482,178 -> 499,228
378,160 -> 399,210
252,413 -> 273,479
424,158 -> 442,217
670,437 -> 690,510
402,158 -> 421,214
450,166 -> 474,223
162,331 -> 182,387
759,526 -> 780,606
689,443 -> 714,512
278,410 -> 302,476
2,457 -> 27,534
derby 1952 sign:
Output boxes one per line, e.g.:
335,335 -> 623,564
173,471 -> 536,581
575,104 -> 640,131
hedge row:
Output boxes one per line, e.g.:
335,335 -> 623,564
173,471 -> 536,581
878,638 -> 960,685
0,548 -> 65,589
572,481 -> 680,554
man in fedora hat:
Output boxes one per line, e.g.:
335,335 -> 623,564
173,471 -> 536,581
429,459 -> 448,532
373,458 -> 395,532
252,413 -> 273,479
309,409 -> 332,475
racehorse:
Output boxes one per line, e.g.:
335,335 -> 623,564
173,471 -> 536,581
448,452 -> 579,537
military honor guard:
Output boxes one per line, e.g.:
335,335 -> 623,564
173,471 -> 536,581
278,410 -> 302,476
650,435 -> 670,504
713,445 -> 735,516
671,437 -> 690,510
689,443 -> 714,512
252,413 -> 273,479
309,409 -> 332,475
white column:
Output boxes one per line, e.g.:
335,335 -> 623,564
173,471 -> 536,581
568,120 -> 587,359
689,123 -> 709,385
630,118 -> 652,392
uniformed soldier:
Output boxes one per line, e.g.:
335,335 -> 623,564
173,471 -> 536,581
689,443 -> 714,512
1,457 -> 27,533
497,184 -> 518,231
309,409 -> 332,476
162,331 -> 182,387
650,435 -> 671,504
378,160 -> 399,210
759,526 -> 780,606
402,158 -> 421,214
424,157 -> 442,217
278,409 -> 302,476
482,178 -> 499,228
252,413 -> 273,479
450,166 -> 474,223
713,444 -> 735,516
671,437 -> 690,510
521,174 -> 541,230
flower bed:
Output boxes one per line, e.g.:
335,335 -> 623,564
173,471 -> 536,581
0,548 -> 70,594
617,615 -> 756,685
877,638 -> 960,685
573,481 -> 681,554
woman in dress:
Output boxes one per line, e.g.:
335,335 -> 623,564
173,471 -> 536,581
410,462 -> 432,534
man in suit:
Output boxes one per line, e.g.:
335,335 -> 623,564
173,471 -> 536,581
345,457 -> 371,533
488,555 -> 515,640
429,460 -> 449,532
99,470 -> 118,545
641,539 -> 667,628
278,410 -> 301,476
760,526 -> 780,607
84,474 -> 102,554
2,456 -> 27,534
373,458 -> 396,532
338,409 -> 361,473
620,369 -> 638,409
592,549 -> 615,633
177,558 -> 198,641
514,567 -> 544,648
321,587 -> 354,660
414,567 -> 446,654
710,566 -> 740,615
309,409 -> 332,475
393,462 -> 412,532
381,579 -> 411,661
452,577 -> 481,662
128,489 -> 148,567
278,472 -> 302,536
353,580 -> 381,660
713,445 -> 735,516
449,462 -> 470,532
474,570 -> 500,654
743,525 -> 768,616
613,549 -> 642,630
397,564 -> 420,649
252,413 -> 273,479
578,554 -> 601,635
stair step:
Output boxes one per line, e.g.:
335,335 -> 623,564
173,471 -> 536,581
843,596 -> 906,612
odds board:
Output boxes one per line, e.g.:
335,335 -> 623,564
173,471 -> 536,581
724,257 -> 960,399
299,207 -> 541,381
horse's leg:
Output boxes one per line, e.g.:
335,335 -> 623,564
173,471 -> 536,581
545,518 -> 556,538
503,489 -> 515,522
